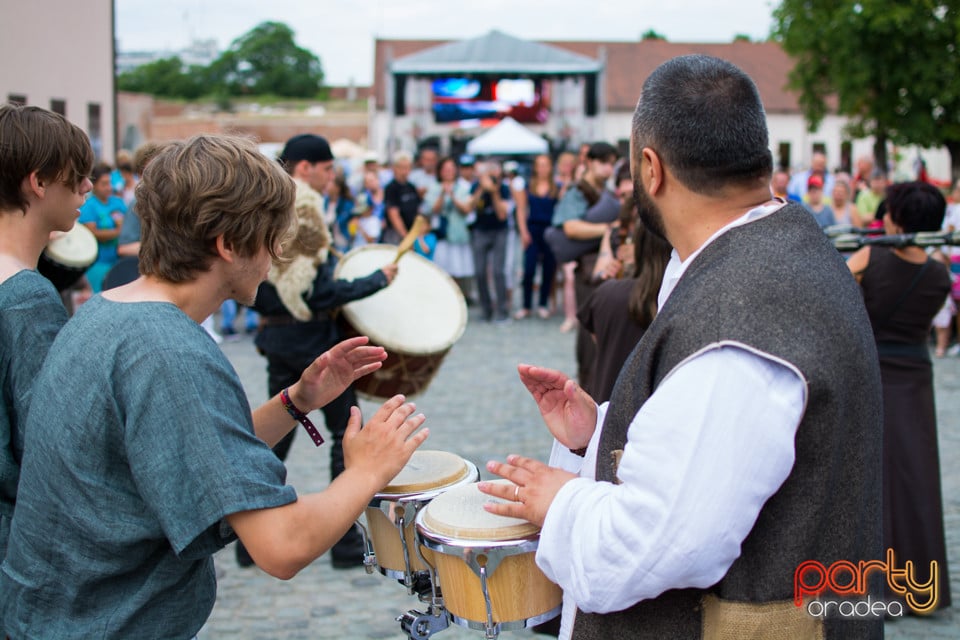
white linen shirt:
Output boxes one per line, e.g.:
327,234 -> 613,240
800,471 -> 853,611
537,202 -> 808,639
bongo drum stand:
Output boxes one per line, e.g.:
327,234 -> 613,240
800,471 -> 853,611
395,533 -> 449,639
397,601 -> 450,640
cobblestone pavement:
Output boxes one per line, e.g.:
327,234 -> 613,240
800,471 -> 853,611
200,304 -> 960,639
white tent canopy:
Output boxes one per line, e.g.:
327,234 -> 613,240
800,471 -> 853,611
466,117 -> 549,156
330,138 -> 367,160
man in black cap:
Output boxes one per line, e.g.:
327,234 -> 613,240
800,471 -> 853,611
279,133 -> 336,195
246,134 -> 398,569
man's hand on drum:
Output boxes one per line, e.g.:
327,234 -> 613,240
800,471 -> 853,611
289,336 -> 387,412
343,395 -> 428,487
478,455 -> 577,527
518,364 -> 597,450
379,262 -> 398,284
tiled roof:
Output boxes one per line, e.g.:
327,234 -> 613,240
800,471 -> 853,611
374,37 -> 798,114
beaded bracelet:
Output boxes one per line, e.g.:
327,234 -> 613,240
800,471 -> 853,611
280,387 -> 324,447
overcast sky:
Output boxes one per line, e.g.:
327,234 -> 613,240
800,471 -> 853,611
115,0 -> 779,86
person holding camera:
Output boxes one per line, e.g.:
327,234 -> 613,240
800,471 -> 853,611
469,161 -> 512,323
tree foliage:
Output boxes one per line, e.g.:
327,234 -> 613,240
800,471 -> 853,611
117,56 -> 206,99
641,29 -> 666,41
209,21 -> 324,97
773,1 -> 960,178
117,21 -> 324,100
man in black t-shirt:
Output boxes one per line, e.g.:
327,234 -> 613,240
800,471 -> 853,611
469,161 -> 512,322
383,151 -> 422,245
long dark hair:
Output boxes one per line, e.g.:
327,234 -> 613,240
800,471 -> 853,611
627,197 -> 671,327
577,177 -> 600,207
332,174 -> 354,203
528,154 -> 558,199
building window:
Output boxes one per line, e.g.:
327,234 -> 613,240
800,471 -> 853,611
7,94 -> 27,106
778,142 -> 791,171
88,102 -> 102,162
840,141 -> 852,174
51,99 -> 66,116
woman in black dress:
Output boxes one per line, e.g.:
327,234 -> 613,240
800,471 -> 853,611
846,181 -> 952,612
578,195 -> 671,403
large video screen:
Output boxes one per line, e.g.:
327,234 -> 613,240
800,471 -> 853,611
431,78 -> 549,126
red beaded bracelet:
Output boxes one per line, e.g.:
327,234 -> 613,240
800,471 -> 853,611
280,387 -> 324,447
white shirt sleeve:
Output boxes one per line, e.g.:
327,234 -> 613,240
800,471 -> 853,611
547,402 -> 608,476
536,344 -> 806,615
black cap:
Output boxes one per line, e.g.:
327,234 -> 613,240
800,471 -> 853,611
459,154 -> 476,167
280,134 -> 334,164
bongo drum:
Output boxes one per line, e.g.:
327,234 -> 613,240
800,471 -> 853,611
362,450 -> 478,589
416,480 -> 562,635
37,222 -> 98,291
334,245 -> 467,399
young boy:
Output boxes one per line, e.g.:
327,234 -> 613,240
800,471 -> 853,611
1,135 -> 428,638
0,104 -> 93,565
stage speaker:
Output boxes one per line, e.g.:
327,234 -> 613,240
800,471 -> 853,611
584,75 -> 598,117
394,76 -> 407,116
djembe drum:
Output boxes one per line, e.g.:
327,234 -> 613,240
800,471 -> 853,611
334,245 -> 467,398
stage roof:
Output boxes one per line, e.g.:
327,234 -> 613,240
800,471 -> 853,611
389,30 -> 602,77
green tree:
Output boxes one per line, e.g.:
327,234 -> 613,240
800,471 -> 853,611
641,29 -> 666,41
209,21 -> 324,97
773,1 -> 960,180
117,56 -> 205,99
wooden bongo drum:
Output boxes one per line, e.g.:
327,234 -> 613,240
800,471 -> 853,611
334,245 -> 467,399
416,480 -> 562,636
362,450 -> 478,590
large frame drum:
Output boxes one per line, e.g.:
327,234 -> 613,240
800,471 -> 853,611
334,245 -> 467,399
37,222 -> 97,291
416,480 -> 562,636
363,450 -> 478,590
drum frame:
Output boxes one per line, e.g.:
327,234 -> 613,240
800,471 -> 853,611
360,460 -> 479,593
415,512 -> 562,638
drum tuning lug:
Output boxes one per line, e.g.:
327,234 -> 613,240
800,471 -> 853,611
398,607 -> 449,639
356,521 -> 376,574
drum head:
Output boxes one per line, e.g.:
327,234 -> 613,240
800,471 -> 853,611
381,450 -> 471,494
421,480 -> 540,541
334,245 -> 467,355
45,222 -> 98,268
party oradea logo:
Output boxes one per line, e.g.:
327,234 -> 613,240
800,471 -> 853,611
794,549 -> 938,618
